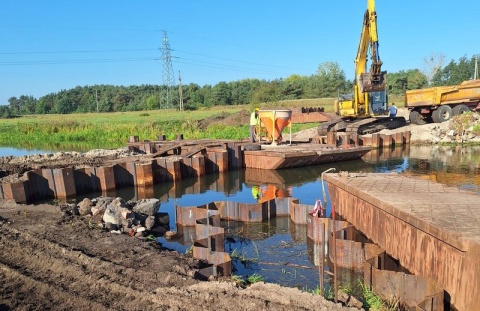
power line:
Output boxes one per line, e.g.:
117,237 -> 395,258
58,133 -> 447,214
172,59 -> 287,76
0,48 -> 157,55
0,57 -> 156,66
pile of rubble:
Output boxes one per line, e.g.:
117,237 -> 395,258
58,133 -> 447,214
382,111 -> 480,145
70,196 -> 178,239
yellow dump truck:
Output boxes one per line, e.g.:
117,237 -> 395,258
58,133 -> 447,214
405,79 -> 480,124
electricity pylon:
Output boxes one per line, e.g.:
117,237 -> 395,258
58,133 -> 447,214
160,31 -> 175,109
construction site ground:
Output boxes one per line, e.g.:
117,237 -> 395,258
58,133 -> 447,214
0,201 -> 354,311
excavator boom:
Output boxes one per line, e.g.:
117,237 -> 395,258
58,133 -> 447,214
318,0 -> 407,136
356,0 -> 386,93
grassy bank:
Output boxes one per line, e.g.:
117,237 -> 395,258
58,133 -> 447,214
0,96 -> 404,152
0,105 -> 315,152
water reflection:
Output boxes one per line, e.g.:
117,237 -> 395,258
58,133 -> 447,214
398,145 -> 480,194
11,143 -> 480,291
75,144 -> 480,237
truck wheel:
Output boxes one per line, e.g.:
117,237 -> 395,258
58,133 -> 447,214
432,105 -> 452,123
452,104 -> 470,116
409,111 -> 426,125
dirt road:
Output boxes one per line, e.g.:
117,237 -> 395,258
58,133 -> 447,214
0,201 -> 354,311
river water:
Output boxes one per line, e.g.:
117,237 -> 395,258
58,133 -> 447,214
2,144 -> 480,292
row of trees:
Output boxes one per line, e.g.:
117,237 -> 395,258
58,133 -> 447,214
1,54 -> 478,118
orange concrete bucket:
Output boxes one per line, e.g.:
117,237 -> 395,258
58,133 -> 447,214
258,109 -> 292,145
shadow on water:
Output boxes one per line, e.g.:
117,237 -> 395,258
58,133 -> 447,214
46,144 -> 480,293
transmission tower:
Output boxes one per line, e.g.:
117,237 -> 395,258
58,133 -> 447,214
160,31 -> 175,109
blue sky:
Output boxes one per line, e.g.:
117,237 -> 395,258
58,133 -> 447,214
0,0 -> 478,105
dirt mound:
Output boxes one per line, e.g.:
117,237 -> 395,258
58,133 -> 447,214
0,200 -> 353,310
0,148 -> 137,183
198,110 -> 250,129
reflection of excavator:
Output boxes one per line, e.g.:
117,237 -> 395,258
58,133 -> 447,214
251,184 -> 291,203
318,0 -> 406,136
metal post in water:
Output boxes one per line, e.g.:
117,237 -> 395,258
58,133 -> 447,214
319,222 -> 325,296
321,168 -> 336,213
332,203 -> 337,303
320,168 -> 335,300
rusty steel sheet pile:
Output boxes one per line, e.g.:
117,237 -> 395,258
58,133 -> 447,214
174,197 -> 444,309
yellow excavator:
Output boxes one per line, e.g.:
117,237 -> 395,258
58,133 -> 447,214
318,0 -> 406,135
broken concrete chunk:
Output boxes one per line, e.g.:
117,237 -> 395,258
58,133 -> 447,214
133,199 -> 160,216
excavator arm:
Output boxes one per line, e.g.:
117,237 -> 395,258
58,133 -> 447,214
320,0 -> 405,136
357,0 -> 386,94
337,0 -> 387,118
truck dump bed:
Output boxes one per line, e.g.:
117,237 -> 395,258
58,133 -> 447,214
405,79 -> 480,107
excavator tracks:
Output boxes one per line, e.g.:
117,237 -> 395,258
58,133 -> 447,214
317,113 -> 343,136
345,117 -> 407,135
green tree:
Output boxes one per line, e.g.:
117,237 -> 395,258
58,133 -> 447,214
8,97 -> 20,115
146,94 -> 160,110
388,69 -> 428,94
251,80 -> 282,104
0,105 -> 13,118
316,61 -> 347,97
431,54 -> 479,86
282,74 -> 305,99
183,83 -> 204,109
211,82 -> 232,106
230,79 -> 260,105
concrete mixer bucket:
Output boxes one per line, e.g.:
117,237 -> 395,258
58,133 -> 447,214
258,109 -> 292,145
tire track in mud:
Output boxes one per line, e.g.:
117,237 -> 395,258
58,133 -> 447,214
0,262 -> 108,311
0,226 -> 199,310
0,207 -> 351,311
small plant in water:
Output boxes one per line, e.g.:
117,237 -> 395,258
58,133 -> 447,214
339,283 -> 353,295
304,285 -> 322,296
246,273 -> 264,284
230,275 -> 244,285
323,286 -> 335,300
185,245 -> 193,255
359,281 -> 385,310
230,248 -> 259,266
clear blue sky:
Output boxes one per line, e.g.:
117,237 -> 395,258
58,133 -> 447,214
1,0 -> 478,105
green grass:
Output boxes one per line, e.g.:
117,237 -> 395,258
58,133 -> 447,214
246,273 -> 265,284
0,104 -> 320,152
0,107 -> 245,151
359,282 -> 385,310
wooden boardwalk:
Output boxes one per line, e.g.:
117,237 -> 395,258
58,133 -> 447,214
325,172 -> 480,311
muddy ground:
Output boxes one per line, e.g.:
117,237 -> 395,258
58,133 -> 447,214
0,201 -> 355,311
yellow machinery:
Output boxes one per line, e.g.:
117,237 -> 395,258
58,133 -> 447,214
405,79 -> 480,124
318,0 -> 406,135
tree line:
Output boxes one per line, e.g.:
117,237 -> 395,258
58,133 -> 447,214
1,54 -> 478,118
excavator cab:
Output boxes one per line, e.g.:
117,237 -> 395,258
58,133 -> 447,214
368,89 -> 388,115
